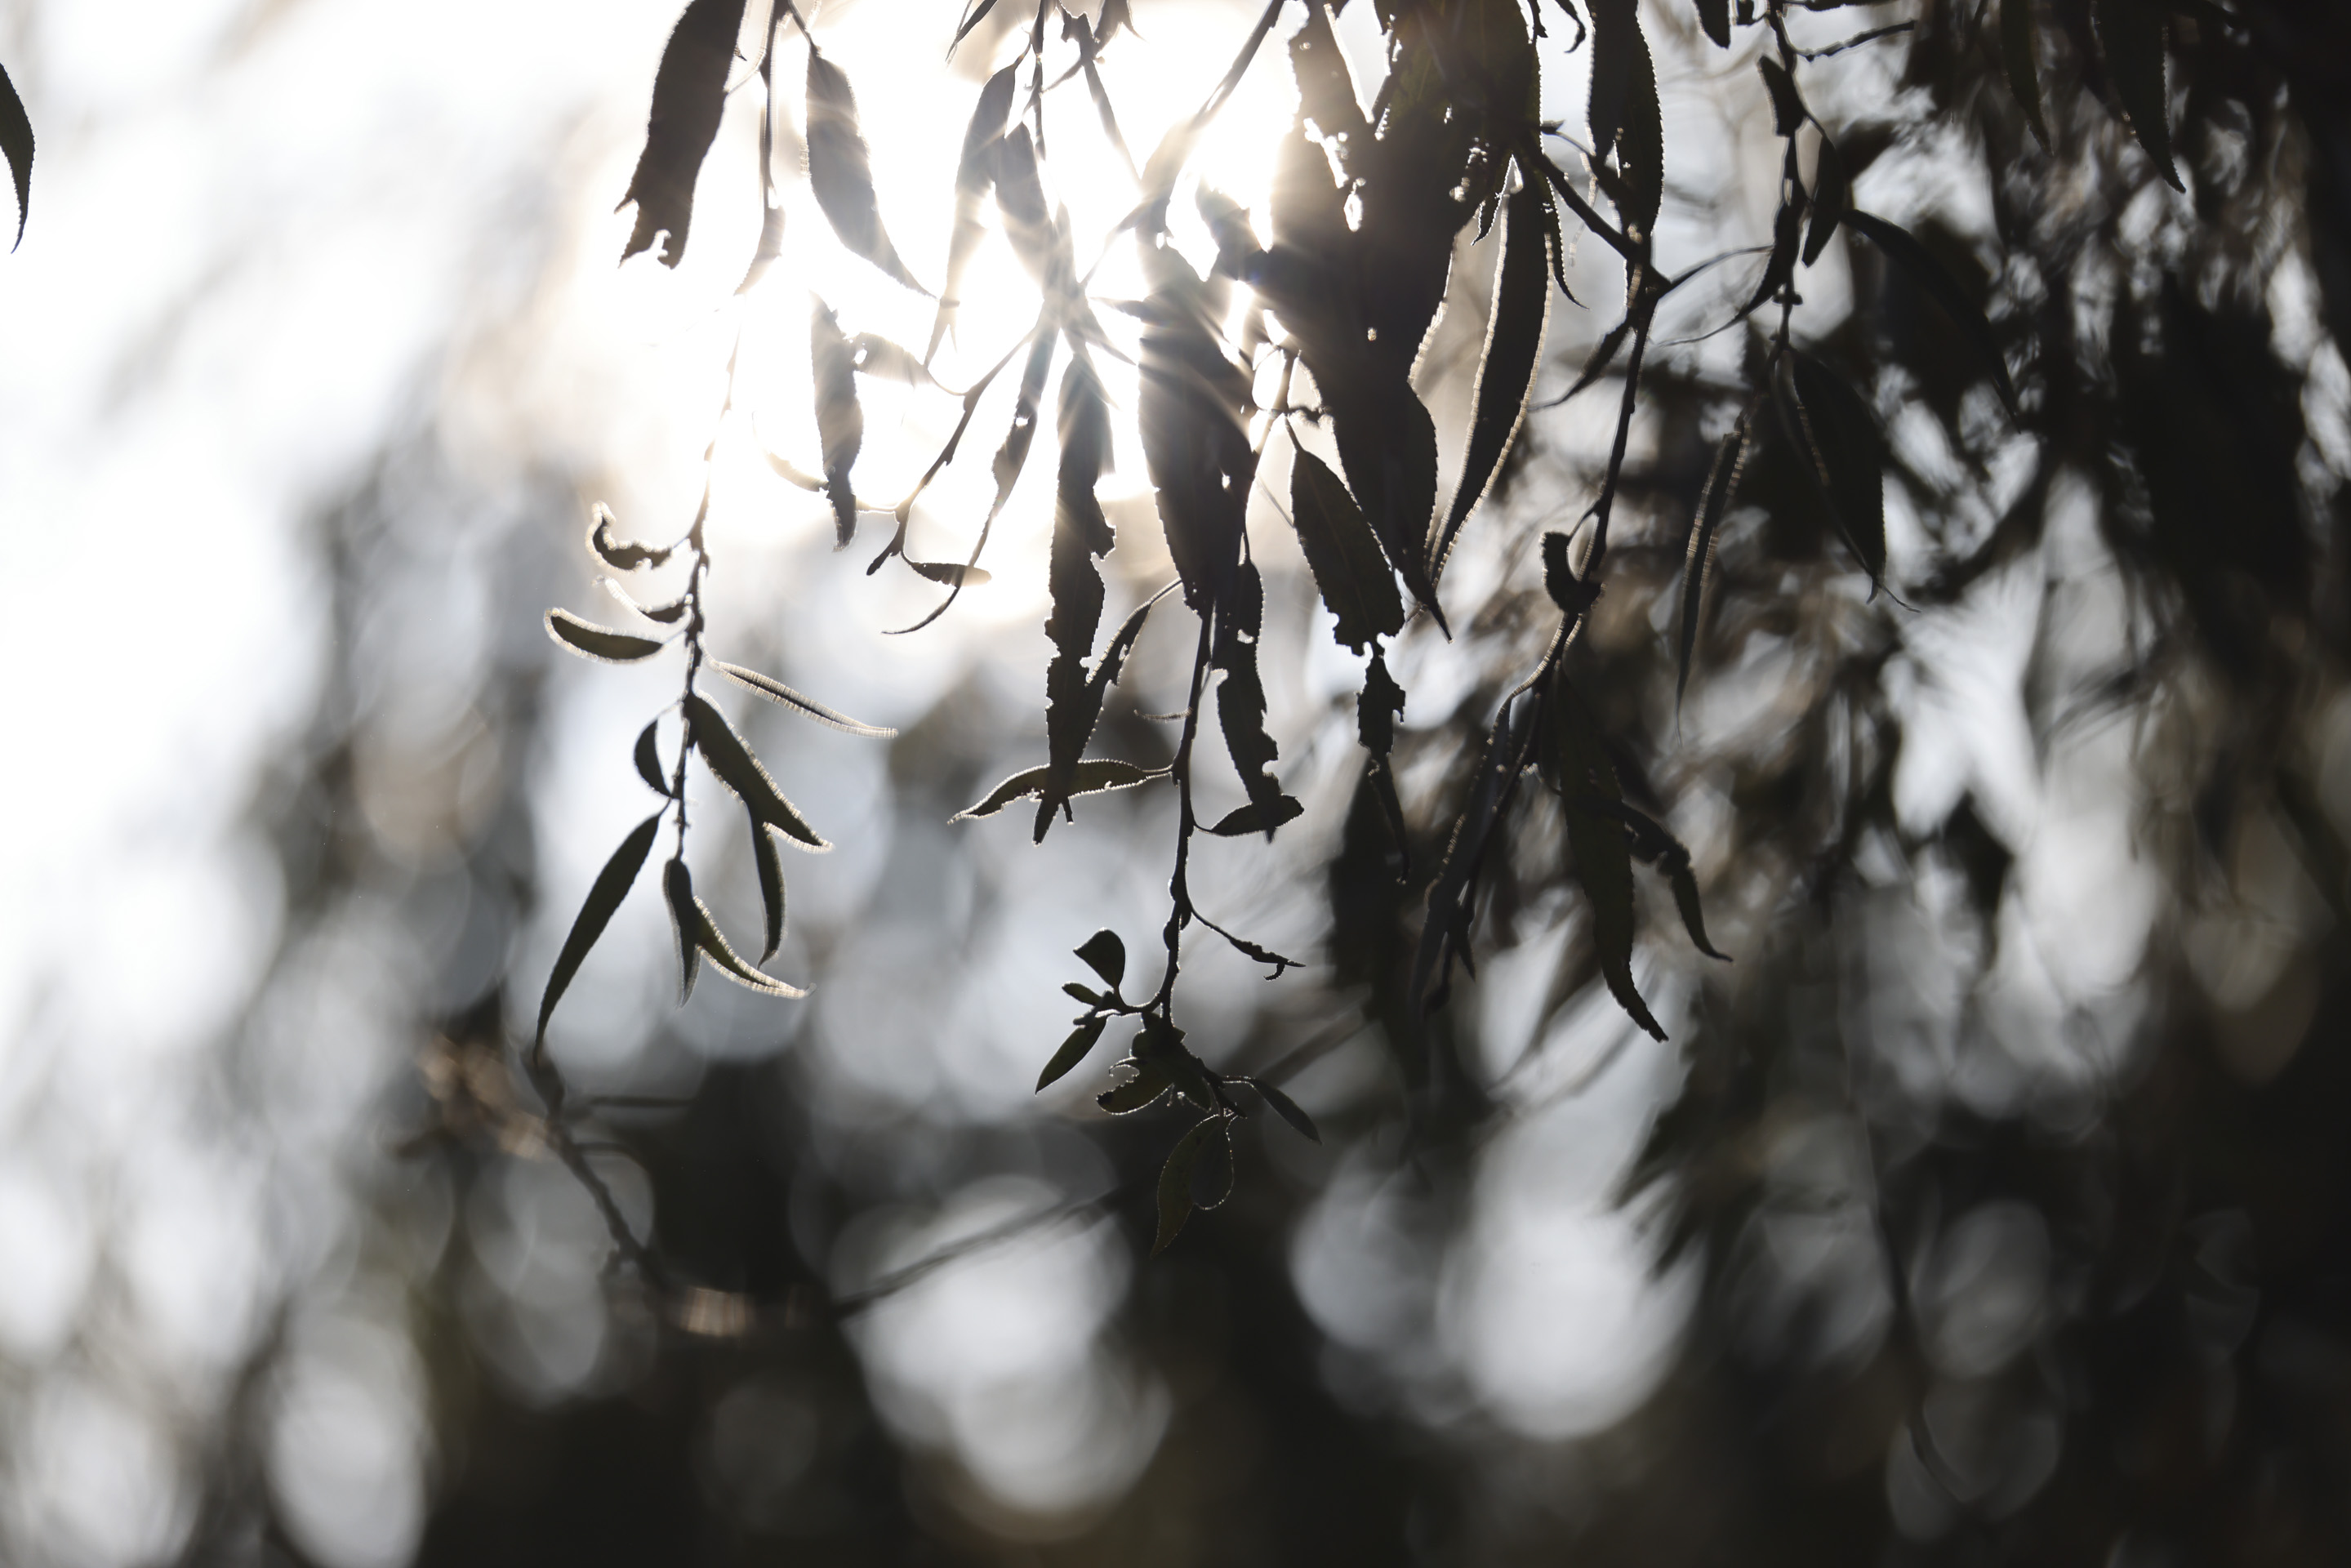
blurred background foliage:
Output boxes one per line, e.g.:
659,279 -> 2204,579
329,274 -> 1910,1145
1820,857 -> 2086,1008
1,0 -> 2349,1565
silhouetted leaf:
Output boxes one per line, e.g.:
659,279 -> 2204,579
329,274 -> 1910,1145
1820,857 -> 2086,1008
1251,1080 -> 1320,1143
1552,314 -> 1633,406
1037,1014 -> 1111,1091
737,32 -> 786,293
716,662 -> 895,736
1574,795 -> 1731,960
1757,56 -> 1806,136
587,505 -> 674,570
1696,0 -> 1730,49
1433,181 -> 1552,584
1783,353 -> 1887,589
547,609 -> 666,664
1412,696 -> 1536,1009
665,856 -> 804,1000
634,721 -> 670,796
2093,0 -> 2180,190
1137,247 -> 1253,612
1095,0 -> 1135,46
764,451 -> 823,491
1040,356 -> 1118,837
951,0 -> 1004,51
1591,0 -> 1663,240
1075,929 -> 1126,990
1290,449 -> 1404,654
991,126 -> 1061,288
535,813 -> 663,1045
953,758 -> 1162,821
1289,2 -> 1368,149
1542,529 -> 1592,614
750,812 -> 787,959
0,61 -> 31,249
1803,136 -> 1847,266
684,693 -> 830,850
1064,982 -> 1108,1007
1358,648 -> 1405,760
848,332 -> 933,386
928,63 -> 1018,361
1840,210 -> 2019,417
1098,1058 -> 1171,1114
1203,796 -> 1305,837
806,46 -> 928,292
1739,200 -> 1802,319
1549,671 -> 1666,1040
618,0 -> 746,267
811,296 -> 863,546
1669,862 -> 1729,960
1212,926 -> 1299,974
602,578 -> 690,625
906,559 -> 995,586
1214,559 -> 1285,835
1154,1116 -> 1222,1254
1676,420 -> 1748,712
2000,0 -> 2051,151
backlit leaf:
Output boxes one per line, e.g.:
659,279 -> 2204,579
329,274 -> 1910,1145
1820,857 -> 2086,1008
602,578 -> 689,625
2093,0 -> 2180,191
536,813 -> 662,1044
1037,1014 -> 1111,1092
1840,210 -> 2021,418
1695,0 -> 1730,48
547,609 -> 666,664
1189,1118 -> 1235,1210
1757,56 -> 1806,136
806,47 -> 928,292
1136,247 -> 1253,612
2000,0 -> 2051,152
1098,1057 -> 1171,1114
1214,559 -> 1285,836
1075,929 -> 1126,989
906,559 -> 994,586
715,662 -> 895,736
634,720 -> 670,796
666,856 -> 804,1000
1433,180 -> 1552,585
1358,647 -> 1405,760
0,61 -> 31,249
1251,1080 -> 1320,1143
1040,356 -> 1118,836
953,758 -> 1162,822
1203,796 -> 1305,837
1154,1116 -> 1222,1254
684,693 -> 830,850
587,504 -> 673,570
1670,862 -> 1730,961
1550,673 -> 1665,1040
750,812 -> 787,960
1785,353 -> 1888,588
1290,449 -> 1403,654
927,65 -> 1015,362
811,296 -> 863,546
618,0 -> 746,266
1739,200 -> 1802,319
849,332 -> 933,386
1676,419 -> 1748,714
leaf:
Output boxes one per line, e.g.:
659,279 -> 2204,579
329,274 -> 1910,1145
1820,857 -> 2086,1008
1589,0 -> 1663,241
1098,1058 -> 1172,1114
906,559 -> 995,586
587,504 -> 673,570
1251,1080 -> 1320,1143
618,0 -> 748,266
1552,315 -> 1634,407
750,813 -> 787,960
1542,529 -> 1589,614
1290,450 -> 1404,654
1064,982 -> 1107,1007
1840,210 -> 2021,419
951,0 -> 1004,51
1075,929 -> 1127,990
928,63 -> 1022,363
602,578 -> 689,624
1154,1117 -> 1224,1254
953,758 -> 1162,821
1203,796 -> 1305,837
1802,136 -> 1847,267
2093,0 -> 2180,191
1574,795 -> 1730,960
1785,353 -> 1888,587
1432,180 -> 1552,585
665,857 -> 805,1000
547,609 -> 666,664
0,61 -> 31,249
1676,420 -> 1749,713
991,126 -> 1062,288
1549,672 -> 1667,1040
1358,647 -> 1405,760
805,46 -> 928,292
1670,862 -> 1730,960
1037,1014 -> 1111,1091
1213,559 -> 1286,835
535,813 -> 663,1044
1136,249 -> 1255,612
684,693 -> 830,849
1211,925 -> 1300,975
811,297 -> 864,546
1757,56 -> 1807,136
1289,2 -> 1368,150
634,720 -> 670,796
737,29 -> 787,293
1695,0 -> 1731,48
716,662 -> 895,736
1189,1118 -> 1236,1210
1040,357 -> 1119,837
764,450 -> 823,492
1739,200 -> 1803,319
2000,0 -> 2052,152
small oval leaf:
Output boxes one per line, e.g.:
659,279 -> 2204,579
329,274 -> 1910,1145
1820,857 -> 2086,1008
1252,1080 -> 1320,1143
1036,1015 -> 1111,1092
634,720 -> 670,796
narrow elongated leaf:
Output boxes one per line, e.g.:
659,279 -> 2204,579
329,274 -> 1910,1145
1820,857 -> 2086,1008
536,813 -> 663,1044
1203,796 -> 1305,837
811,297 -> 864,546
1695,0 -> 1731,48
1064,982 -> 1107,1008
805,47 -> 928,292
1590,0 -> 1663,240
1291,450 -> 1404,654
750,812 -> 787,960
1803,136 -> 1848,266
664,858 -> 701,1002
991,126 -> 1060,287
1571,795 -> 1730,960
684,694 -> 830,849
848,333 -> 933,386
587,507 -> 672,571
1098,1058 -> 1171,1114
1154,1116 -> 1223,1254
1358,648 -> 1405,760
2001,0 -> 2051,152
1670,862 -> 1730,960
1214,559 -> 1285,835
1757,56 -> 1806,136
1676,420 -> 1749,713
1037,1014 -> 1111,1092
1075,929 -> 1126,989
1137,247 -> 1254,611
906,559 -> 994,586
953,759 -> 1161,822
951,0 -> 1004,51
1550,673 -> 1667,1040
716,662 -> 894,736
1433,180 -> 1552,584
737,30 -> 787,293
0,61 -> 31,248
547,609 -> 666,664
602,578 -> 689,624
2093,0 -> 2180,190
1041,358 -> 1117,835
1412,697 -> 1536,1009
634,721 -> 670,796
1739,200 -> 1803,319
666,856 -> 805,999
1783,354 -> 1887,589
618,0 -> 747,266
1251,1080 -> 1320,1143
1840,210 -> 2020,417
1211,925 -> 1298,974
928,62 -> 1022,362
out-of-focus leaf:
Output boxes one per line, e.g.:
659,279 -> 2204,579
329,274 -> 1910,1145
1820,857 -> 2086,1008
1189,1117 -> 1235,1209
536,813 -> 663,1044
1,61 -> 32,248
1095,0 -> 1135,45
906,559 -> 995,586
1739,200 -> 1803,319
634,720 -> 670,796
666,856 -> 805,1000
737,34 -> 787,292
1154,1116 -> 1222,1254
1137,247 -> 1254,612
602,578 -> 689,625
1075,929 -> 1126,989
1783,353 -> 1887,590
951,0 -> 1003,51
2093,0 -> 2180,191
928,62 -> 1020,362
1670,862 -> 1729,960
587,504 -> 673,570
2000,0 -> 2051,151
1412,697 -> 1535,1009
1549,671 -> 1666,1040
991,329 -> 1058,528
1590,0 -> 1662,240
1695,0 -> 1731,48
1251,1080 -> 1320,1143
1550,314 -> 1633,408
684,693 -> 830,850
1289,2 -> 1367,149
618,0 -> 746,266
1040,357 -> 1118,836
953,759 -> 1163,821
811,297 -> 864,546
547,609 -> 666,664
750,812 -> 787,960
1542,529 -> 1589,614
1214,559 -> 1286,837
1098,1058 -> 1171,1114
1757,56 -> 1806,136
1290,449 -> 1404,654
1574,795 -> 1731,960
1433,181 -> 1552,584
715,662 -> 894,736
806,47 -> 928,292
1840,209 -> 2020,418
1037,1014 -> 1111,1091
991,126 -> 1061,287
764,451 -> 823,492
1203,796 -> 1305,837
1676,420 -> 1748,713
1803,136 -> 1847,265
849,332 -> 933,385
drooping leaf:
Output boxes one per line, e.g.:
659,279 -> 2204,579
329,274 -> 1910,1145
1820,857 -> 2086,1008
684,693 -> 830,849
953,758 -> 1163,822
991,328 -> 1059,528
603,577 -> 689,624
1432,180 -> 1552,585
547,609 -> 666,664
617,0 -> 746,266
1695,0 -> 1731,49
1154,1116 -> 1223,1254
1676,419 -> 1750,713
2093,0 -> 2180,191
906,559 -> 995,586
1289,2 -> 1368,151
1548,672 -> 1666,1040
1542,529 -> 1589,614
928,62 -> 1020,362
1040,356 -> 1118,835
737,29 -> 787,293
1412,696 -> 1536,1009
1589,0 -> 1663,242
2000,0 -> 2051,152
1358,647 -> 1405,760
535,813 -> 663,1044
1783,352 -> 1888,590
750,813 -> 787,960
805,46 -> 928,292
1136,247 -> 1254,612
0,61 -> 32,249
848,332 -> 933,386
1290,449 -> 1404,654
1075,929 -> 1126,989
1251,1079 -> 1320,1143
665,856 -> 805,1000
1840,209 -> 2021,418
715,662 -> 894,736
1739,199 -> 1803,319
587,504 -> 673,571
1214,559 -> 1286,836
951,0 -> 1004,51
1210,924 -> 1300,975
1757,56 -> 1807,136
1669,861 -> 1730,960
811,297 -> 864,546
1572,795 -> 1731,961
1203,796 -> 1305,837
764,451 -> 823,492
1036,1014 -> 1111,1092
634,720 -> 670,796
1550,314 -> 1634,408
1803,136 -> 1848,266
1098,1057 -> 1172,1114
